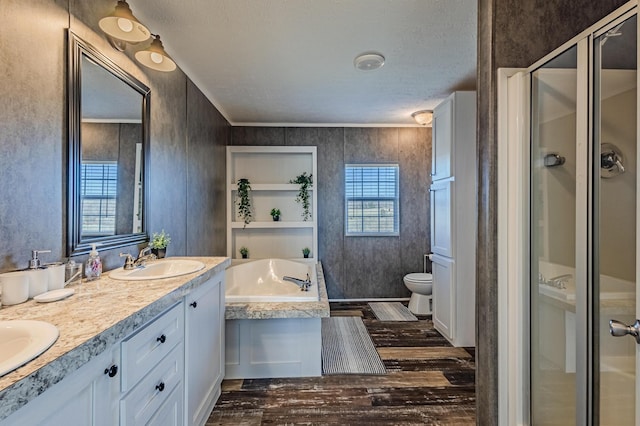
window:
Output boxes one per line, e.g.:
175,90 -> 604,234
81,161 -> 117,236
345,164 -> 399,236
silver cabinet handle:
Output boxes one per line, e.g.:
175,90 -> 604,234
609,319 -> 640,344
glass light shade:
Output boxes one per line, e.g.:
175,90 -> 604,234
99,1 -> 150,44
411,110 -> 433,126
135,36 -> 177,72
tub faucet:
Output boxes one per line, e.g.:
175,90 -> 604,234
283,273 -> 311,291
547,274 -> 572,290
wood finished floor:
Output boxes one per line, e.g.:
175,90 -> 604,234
207,302 -> 476,425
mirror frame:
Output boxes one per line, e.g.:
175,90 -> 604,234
67,31 -> 150,256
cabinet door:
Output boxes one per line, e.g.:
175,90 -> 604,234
432,96 -> 453,181
185,271 -> 225,426
1,346 -> 120,426
432,254 -> 455,341
430,180 -> 454,257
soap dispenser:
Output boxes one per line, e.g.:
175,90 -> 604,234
85,244 -> 102,281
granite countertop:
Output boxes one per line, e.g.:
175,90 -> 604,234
0,256 -> 230,421
224,261 -> 331,320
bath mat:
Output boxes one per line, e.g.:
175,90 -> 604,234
321,317 -> 387,375
368,302 -> 418,321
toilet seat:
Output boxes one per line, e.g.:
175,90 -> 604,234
404,273 -> 432,282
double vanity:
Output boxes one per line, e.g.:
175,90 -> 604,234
0,256 -> 229,426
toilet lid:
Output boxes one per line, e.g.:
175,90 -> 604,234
405,273 -> 432,282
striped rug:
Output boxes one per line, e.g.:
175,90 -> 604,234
369,302 -> 418,321
321,317 -> 387,375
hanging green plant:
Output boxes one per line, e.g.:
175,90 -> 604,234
290,172 -> 313,221
236,178 -> 253,228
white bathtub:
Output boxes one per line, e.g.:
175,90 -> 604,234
225,259 -> 319,303
537,261 -> 635,302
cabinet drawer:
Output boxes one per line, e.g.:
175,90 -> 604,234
120,344 -> 184,426
121,302 -> 184,392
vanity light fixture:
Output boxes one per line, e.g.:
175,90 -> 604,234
134,35 -> 177,72
411,110 -> 433,126
99,1 -> 150,51
354,52 -> 385,71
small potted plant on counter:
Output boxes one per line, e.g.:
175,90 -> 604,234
302,247 -> 311,258
270,208 -> 281,221
150,230 -> 171,258
239,246 -> 249,259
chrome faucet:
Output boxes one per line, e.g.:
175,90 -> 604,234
283,273 -> 312,291
119,253 -> 135,270
539,273 -> 572,290
119,247 -> 156,270
134,246 -> 156,267
548,274 -> 572,289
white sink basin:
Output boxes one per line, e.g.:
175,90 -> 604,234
0,320 -> 59,377
109,259 -> 205,281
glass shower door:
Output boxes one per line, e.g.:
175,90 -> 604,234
530,44 -> 579,425
595,14 -> 638,426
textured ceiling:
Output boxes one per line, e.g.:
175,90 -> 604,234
130,0 -> 477,126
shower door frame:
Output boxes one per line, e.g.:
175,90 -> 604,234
497,2 -> 639,425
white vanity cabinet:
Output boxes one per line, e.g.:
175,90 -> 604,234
227,146 -> 318,262
120,302 -> 185,425
430,91 -> 476,348
184,271 -> 225,426
0,345 -> 121,426
0,269 -> 228,426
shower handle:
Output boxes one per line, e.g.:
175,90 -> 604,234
609,319 -> 640,344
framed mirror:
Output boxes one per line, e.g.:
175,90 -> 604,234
67,31 -> 150,256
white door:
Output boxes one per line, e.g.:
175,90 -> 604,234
432,96 -> 453,181
432,254 -> 455,341
430,180 -> 454,257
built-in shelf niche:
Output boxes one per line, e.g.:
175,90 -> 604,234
226,146 -> 317,263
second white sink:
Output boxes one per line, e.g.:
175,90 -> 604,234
0,320 -> 59,377
109,259 -> 205,281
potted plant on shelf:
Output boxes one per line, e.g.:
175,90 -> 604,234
149,230 -> 170,259
290,172 -> 313,221
302,247 -> 311,258
239,246 -> 249,259
236,178 -> 253,228
270,208 -> 281,221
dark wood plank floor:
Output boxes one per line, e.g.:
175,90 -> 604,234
207,302 -> 476,425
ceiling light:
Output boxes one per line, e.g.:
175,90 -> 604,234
354,52 -> 385,71
412,110 -> 433,126
135,35 -> 177,72
99,1 -> 150,51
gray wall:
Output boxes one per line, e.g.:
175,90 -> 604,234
0,0 -> 229,273
476,0 -> 629,423
231,127 -> 431,299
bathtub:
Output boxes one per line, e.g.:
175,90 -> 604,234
225,258 -> 319,303
537,261 -> 635,302
224,259 -> 329,379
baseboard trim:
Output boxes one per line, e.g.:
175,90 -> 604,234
329,298 -> 411,302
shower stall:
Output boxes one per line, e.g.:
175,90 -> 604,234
499,2 -> 639,425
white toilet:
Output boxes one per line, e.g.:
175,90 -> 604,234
403,273 -> 433,315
